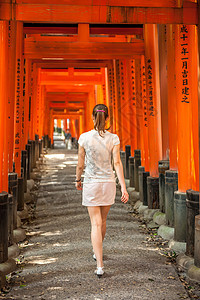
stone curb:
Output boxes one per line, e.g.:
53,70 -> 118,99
143,208 -> 159,222
17,209 -> 29,220
133,200 -> 143,211
176,253 -> 194,271
24,192 -> 34,204
126,181 -> 200,286
188,265 -> 200,283
138,205 -> 148,214
30,172 -> 41,180
153,211 -> 166,225
168,239 -> 186,254
13,228 -> 26,243
27,179 -> 35,191
17,215 -> 22,228
8,244 -> 20,259
0,258 -> 16,288
157,225 -> 174,240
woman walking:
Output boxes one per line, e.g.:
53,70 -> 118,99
75,104 -> 129,277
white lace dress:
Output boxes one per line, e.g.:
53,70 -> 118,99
78,129 -> 120,206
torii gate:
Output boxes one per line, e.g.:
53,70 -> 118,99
0,2 -> 200,278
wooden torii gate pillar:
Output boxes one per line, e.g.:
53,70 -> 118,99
144,24 -> 162,209
0,21 -> 9,192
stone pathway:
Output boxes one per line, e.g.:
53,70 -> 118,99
8,145 -> 190,300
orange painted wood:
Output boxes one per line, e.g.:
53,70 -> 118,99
144,24 -> 162,177
141,55 -> 149,171
21,59 -> 26,150
75,119 -> 79,139
53,113 -> 83,119
96,85 -> 104,104
166,24 -> 178,170
127,59 -> 137,153
43,87 -> 49,136
14,0 -> 195,7
49,102 -> 85,109
25,34 -> 142,44
63,119 -> 67,132
107,65 -> 115,132
175,24 -> 192,192
78,24 -> 89,42
35,69 -> 41,138
0,21 -> 9,192
28,62 -> 36,140
24,40 -> 144,59
41,69 -> 101,74
49,109 -> 54,144
103,68 -> 109,107
111,62 -> 117,134
70,119 -> 76,138
25,59 -> 32,144
8,21 -> 17,173
57,119 -> 61,128
35,60 -> 111,69
38,86 -> 45,139
103,70 -> 111,130
30,64 -> 38,140
24,59 -> 29,147
121,59 -> 131,148
135,59 -> 143,151
45,85 -> 94,94
40,75 -> 103,85
26,34 -> 139,44
79,111 -> 84,136
0,21 -> 3,190
2,23 -> 9,191
14,22 -> 23,177
189,26 -> 199,191
158,24 -> 169,160
114,60 -> 122,147
0,4 -> 11,20
48,100 -> 86,107
24,25 -> 143,36
87,91 -> 96,131
12,4 -> 197,24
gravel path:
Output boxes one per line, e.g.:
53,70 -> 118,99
8,145 -> 190,300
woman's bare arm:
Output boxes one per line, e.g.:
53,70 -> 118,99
112,144 -> 129,203
75,145 -> 85,190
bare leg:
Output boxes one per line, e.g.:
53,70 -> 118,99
100,205 -> 111,241
87,206 -> 103,268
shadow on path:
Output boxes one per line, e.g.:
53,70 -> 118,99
8,147 -> 189,300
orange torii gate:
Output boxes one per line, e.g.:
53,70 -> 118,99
0,0 -> 200,282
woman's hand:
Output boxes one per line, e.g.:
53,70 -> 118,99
75,181 -> 82,190
121,187 -> 129,203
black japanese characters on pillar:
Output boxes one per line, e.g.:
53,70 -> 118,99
180,25 -> 190,104
14,58 -> 21,161
142,64 -> 148,127
130,60 -> 136,107
146,59 -> 155,117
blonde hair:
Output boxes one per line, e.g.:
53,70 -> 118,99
92,104 -> 109,137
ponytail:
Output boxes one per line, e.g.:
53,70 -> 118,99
92,104 -> 109,137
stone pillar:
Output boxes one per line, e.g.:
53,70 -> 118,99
0,192 -> 8,263
147,177 -> 159,209
125,145 -> 131,179
165,170 -> 178,227
134,150 -> 141,191
174,191 -> 187,242
158,160 -> 169,213
186,190 -> 199,257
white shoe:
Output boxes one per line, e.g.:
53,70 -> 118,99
94,267 -> 104,277
93,253 -> 96,261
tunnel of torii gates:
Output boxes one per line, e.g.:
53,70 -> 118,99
0,1 -> 200,205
